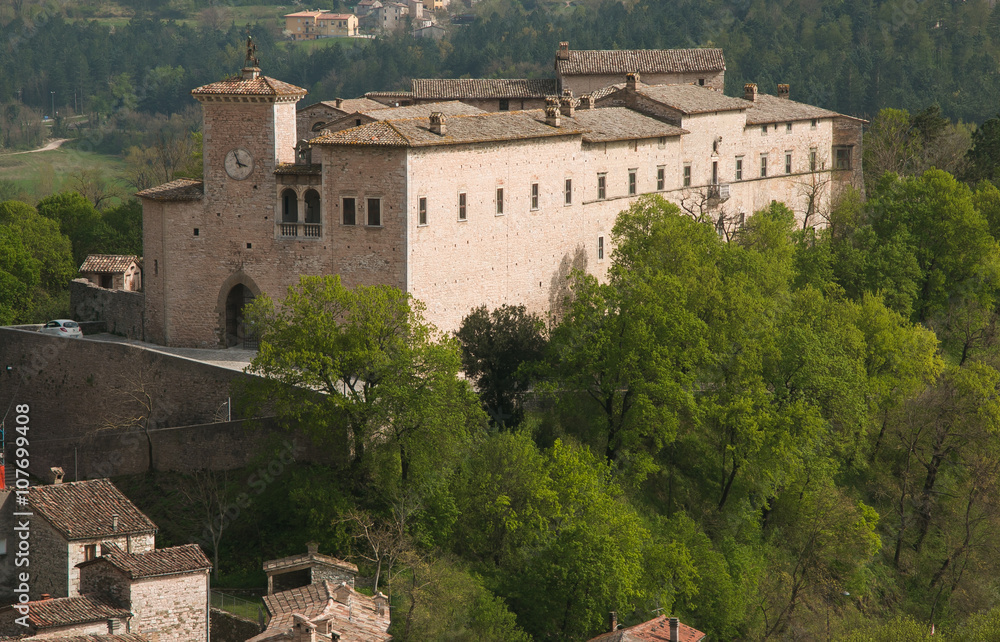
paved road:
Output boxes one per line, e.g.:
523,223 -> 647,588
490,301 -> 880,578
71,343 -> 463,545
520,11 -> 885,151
85,333 -> 257,372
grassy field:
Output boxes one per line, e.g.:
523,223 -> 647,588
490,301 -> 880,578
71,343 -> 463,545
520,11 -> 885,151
0,140 -> 129,204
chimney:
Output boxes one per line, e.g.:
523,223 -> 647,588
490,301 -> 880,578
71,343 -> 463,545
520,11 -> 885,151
609,612 -> 618,632
111,514 -> 119,532
626,72 -> 640,91
334,582 -> 352,605
744,83 -> 758,102
580,94 -> 594,110
242,67 -> 260,80
306,542 -> 319,555
559,89 -> 575,117
374,592 -> 389,618
50,467 -> 65,484
292,614 -> 317,642
777,83 -> 790,99
557,41 -> 570,61
334,98 -> 343,108
40,594 -> 52,601
544,99 -> 561,127
669,617 -> 680,642
429,112 -> 446,135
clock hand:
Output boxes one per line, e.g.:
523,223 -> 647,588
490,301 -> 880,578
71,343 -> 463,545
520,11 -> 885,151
235,153 -> 247,168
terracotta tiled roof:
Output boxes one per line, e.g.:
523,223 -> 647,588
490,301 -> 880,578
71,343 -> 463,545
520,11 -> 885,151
360,100 -> 484,120
411,78 -> 559,99
135,179 -> 204,202
364,90 -> 414,98
589,83 -> 623,102
284,10 -> 323,17
79,254 -> 140,274
30,635 -> 150,642
557,48 -> 725,76
299,98 -> 388,115
264,551 -> 358,575
15,595 -> 132,628
274,163 -> 322,176
636,83 -> 752,114
80,544 -> 211,579
587,616 -> 706,642
571,107 -> 687,142
744,92 -> 841,125
30,479 -> 157,541
255,582 -> 390,642
192,76 -> 306,97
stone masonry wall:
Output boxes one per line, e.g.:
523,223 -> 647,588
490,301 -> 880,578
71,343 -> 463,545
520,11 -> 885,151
210,608 -> 262,642
560,70 -> 725,95
130,572 -> 209,642
69,279 -> 144,340
25,516 -> 69,598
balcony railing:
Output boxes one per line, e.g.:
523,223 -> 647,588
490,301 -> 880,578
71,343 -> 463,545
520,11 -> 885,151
278,223 -> 322,239
707,183 -> 730,202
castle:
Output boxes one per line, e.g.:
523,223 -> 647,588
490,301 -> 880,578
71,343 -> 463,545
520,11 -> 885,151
138,42 -> 863,348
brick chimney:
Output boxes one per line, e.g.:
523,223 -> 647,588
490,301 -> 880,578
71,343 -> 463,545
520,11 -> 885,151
374,592 -> 389,618
580,94 -> 594,110
292,614 -> 317,642
49,467 -> 65,484
559,89 -> 575,117
544,99 -> 561,127
669,617 -> 680,642
777,84 -> 790,99
609,612 -> 617,632
429,112 -> 446,135
557,41 -> 570,61
111,514 -> 119,532
334,582 -> 352,606
744,83 -> 758,102
334,98 -> 343,108
626,72 -> 640,91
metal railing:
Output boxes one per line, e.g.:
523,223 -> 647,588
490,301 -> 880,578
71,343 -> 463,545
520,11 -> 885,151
210,590 -> 267,628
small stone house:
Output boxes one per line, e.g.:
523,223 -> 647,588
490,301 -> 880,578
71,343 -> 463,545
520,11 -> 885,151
587,615 -> 706,642
78,543 -> 212,642
0,594 -> 133,638
249,581 -> 390,642
80,255 -> 143,292
264,543 -> 359,594
296,99 -> 389,140
21,477 -> 157,599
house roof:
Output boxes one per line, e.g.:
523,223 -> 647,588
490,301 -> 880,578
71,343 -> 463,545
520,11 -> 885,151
588,616 -> 706,642
9,595 -> 132,629
410,78 -> 559,100
557,48 -> 725,76
274,163 -> 323,176
635,83 -> 752,114
312,107 -> 682,148
255,581 -> 390,642
340,100 -> 483,123
192,75 -> 306,98
79,544 -> 211,579
299,98 -> 388,115
263,551 -> 358,576
79,254 -> 141,274
135,179 -> 204,202
284,10 -> 324,17
30,479 -> 157,541
744,92 -> 841,125
29,635 -> 150,642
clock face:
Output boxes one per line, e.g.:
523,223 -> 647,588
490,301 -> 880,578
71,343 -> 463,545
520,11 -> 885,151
224,148 -> 254,180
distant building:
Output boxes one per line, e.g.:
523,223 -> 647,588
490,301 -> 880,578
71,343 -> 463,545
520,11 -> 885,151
264,543 -> 359,594
354,0 -> 382,17
79,254 -> 143,291
0,594 -> 135,638
587,615 -> 706,642
249,581 -> 390,642
413,24 -> 446,39
284,11 -> 358,39
296,98 -> 391,140
310,100 -> 483,135
366,78 -> 560,111
555,42 -> 726,94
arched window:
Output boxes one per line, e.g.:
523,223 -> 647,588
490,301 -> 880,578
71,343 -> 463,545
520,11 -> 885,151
304,190 -> 321,224
281,189 -> 298,223
311,120 -> 327,132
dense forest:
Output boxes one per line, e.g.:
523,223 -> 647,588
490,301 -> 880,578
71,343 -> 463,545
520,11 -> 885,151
7,0 -> 1000,640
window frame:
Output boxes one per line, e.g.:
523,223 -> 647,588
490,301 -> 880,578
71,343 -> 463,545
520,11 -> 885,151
565,178 -> 572,205
760,153 -> 768,178
683,163 -> 692,188
597,173 -> 607,200
366,197 -> 382,227
785,151 -> 793,175
656,166 -> 665,191
809,148 -> 818,172
834,146 -> 852,170
342,196 -> 357,226
495,187 -> 504,216
458,192 -> 467,221
735,156 -> 744,181
628,168 -> 637,195
418,197 -> 428,226
531,183 -> 539,211
598,236 -> 604,261
761,124 -> 768,135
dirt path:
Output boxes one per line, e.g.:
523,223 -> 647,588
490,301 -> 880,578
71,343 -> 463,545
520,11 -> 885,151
3,138 -> 70,155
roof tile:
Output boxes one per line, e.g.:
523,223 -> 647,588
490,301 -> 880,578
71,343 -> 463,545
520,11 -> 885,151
79,254 -> 141,274
587,616 -> 706,642
80,544 -> 212,579
557,48 -> 725,76
411,78 -> 559,99
15,595 -> 132,628
192,76 -> 306,97
744,92 -> 841,124
135,179 -> 204,202
635,83 -> 752,114
30,479 -> 157,540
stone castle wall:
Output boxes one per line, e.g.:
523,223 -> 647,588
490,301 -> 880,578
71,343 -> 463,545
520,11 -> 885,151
69,278 -> 145,340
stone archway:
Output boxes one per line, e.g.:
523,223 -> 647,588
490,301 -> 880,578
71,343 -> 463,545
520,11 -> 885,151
215,273 -> 262,348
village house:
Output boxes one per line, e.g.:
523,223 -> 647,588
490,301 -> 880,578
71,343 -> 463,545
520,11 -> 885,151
79,254 -> 143,291
366,78 -> 559,112
137,44 -> 863,348
249,582 -> 390,642
304,100 -> 483,138
0,594 -> 134,638
264,543 -> 359,595
283,11 -> 358,40
588,614 -> 706,642
295,98 -> 390,141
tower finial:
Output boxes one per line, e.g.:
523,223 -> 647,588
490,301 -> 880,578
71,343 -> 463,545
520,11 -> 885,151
244,29 -> 259,69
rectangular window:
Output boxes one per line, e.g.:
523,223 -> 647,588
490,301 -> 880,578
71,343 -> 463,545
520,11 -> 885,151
598,173 -> 606,200
84,544 -> 97,561
418,197 -> 427,225
656,166 -> 665,191
531,183 -> 539,210
785,152 -> 792,175
496,188 -> 504,215
760,154 -> 768,178
761,124 -> 768,135
786,122 -> 792,132
343,197 -> 356,225
458,192 -> 467,220
499,99 -> 510,111
565,178 -> 572,205
628,169 -> 637,195
835,147 -> 852,170
735,156 -> 744,181
683,163 -> 692,187
367,198 -> 381,226
810,148 -> 817,172
658,136 -> 666,149
598,236 -> 604,260
811,118 -> 818,129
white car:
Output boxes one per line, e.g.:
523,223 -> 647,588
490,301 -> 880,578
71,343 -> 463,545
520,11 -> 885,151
39,319 -> 83,339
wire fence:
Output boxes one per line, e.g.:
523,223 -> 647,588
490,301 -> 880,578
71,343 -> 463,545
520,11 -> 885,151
210,590 -> 267,628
